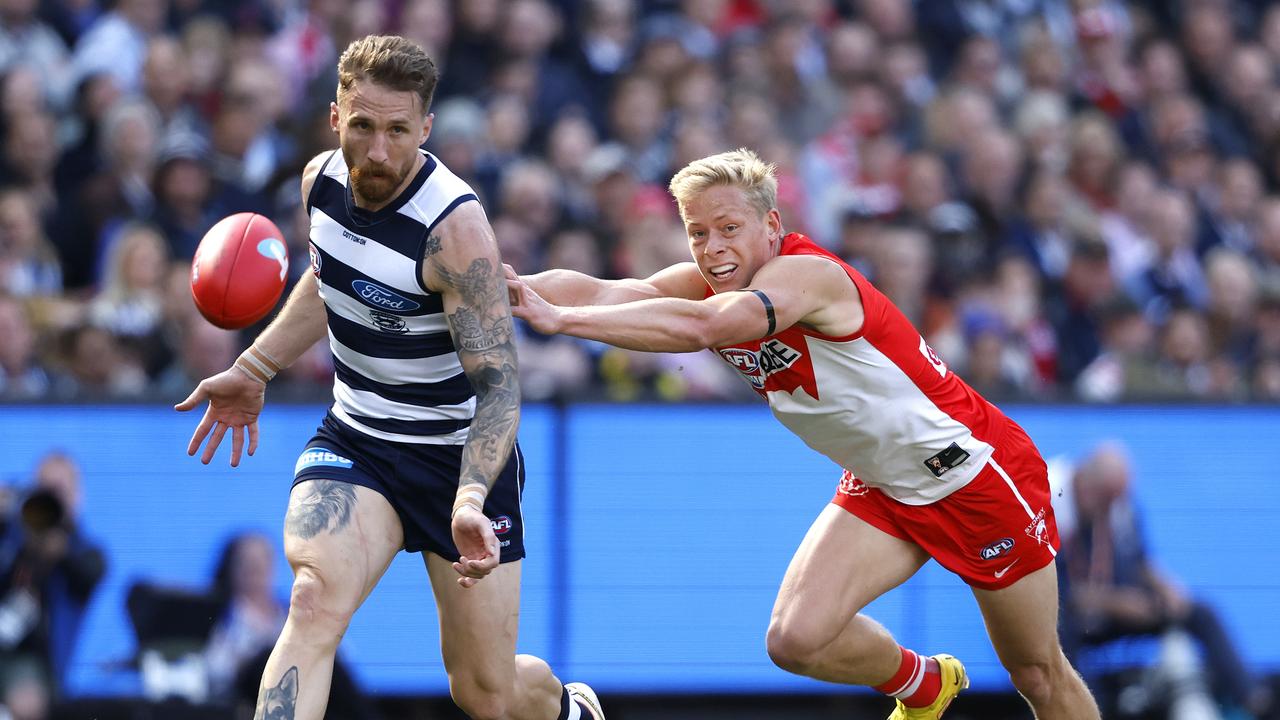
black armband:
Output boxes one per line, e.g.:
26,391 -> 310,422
750,289 -> 776,336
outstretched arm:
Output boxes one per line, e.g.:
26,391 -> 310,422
423,202 -> 520,587
511,255 -> 862,351
515,262 -> 707,306
176,152 -> 332,466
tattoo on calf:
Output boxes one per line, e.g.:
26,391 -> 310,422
285,480 -> 356,539
254,666 -> 299,720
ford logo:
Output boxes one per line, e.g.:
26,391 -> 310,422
979,537 -> 1015,561
352,280 -> 420,312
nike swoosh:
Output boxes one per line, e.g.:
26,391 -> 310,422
994,560 -> 1019,579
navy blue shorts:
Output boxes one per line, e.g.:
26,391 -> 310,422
292,412 -> 526,562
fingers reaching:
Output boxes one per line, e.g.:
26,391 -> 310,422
202,421 -> 229,465
174,384 -> 206,412
187,410 -> 216,457
231,425 -> 245,467
248,422 -> 259,456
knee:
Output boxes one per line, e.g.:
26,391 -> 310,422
1006,654 -> 1068,706
287,565 -> 357,642
450,680 -> 509,720
765,617 -> 832,674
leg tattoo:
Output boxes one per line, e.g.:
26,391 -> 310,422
255,666 -> 299,720
286,481 -> 357,539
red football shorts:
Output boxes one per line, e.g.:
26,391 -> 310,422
831,422 -> 1060,591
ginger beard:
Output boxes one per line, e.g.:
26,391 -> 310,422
347,153 -> 413,206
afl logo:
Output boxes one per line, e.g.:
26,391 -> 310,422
718,348 -> 760,373
979,538 -> 1015,561
309,244 -> 321,276
491,515 -> 513,535
352,280 -> 421,312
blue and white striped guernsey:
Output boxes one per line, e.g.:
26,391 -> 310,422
306,149 -> 479,444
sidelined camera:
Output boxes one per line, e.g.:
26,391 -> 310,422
19,488 -> 65,534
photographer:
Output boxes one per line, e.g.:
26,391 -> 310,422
0,452 -> 106,714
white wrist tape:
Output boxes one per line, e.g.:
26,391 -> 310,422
235,345 -> 283,384
452,486 -> 489,517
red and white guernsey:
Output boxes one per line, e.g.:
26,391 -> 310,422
713,233 -> 1010,505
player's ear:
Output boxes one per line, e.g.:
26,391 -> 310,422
420,112 -> 434,145
329,102 -> 340,134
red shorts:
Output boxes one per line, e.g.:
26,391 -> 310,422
831,422 -> 1060,591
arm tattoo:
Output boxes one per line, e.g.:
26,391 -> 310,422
254,666 -> 298,720
424,233 -> 443,257
285,480 -> 356,539
435,253 -> 521,491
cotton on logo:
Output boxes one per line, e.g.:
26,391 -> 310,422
919,336 -> 948,378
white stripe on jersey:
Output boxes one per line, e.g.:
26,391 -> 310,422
318,279 -> 450,336
328,333 -> 464,384
397,159 -> 475,229
333,378 -> 476,421
768,337 -> 994,505
329,403 -> 471,445
310,208 -> 426,295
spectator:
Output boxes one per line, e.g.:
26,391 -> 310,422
86,223 -> 169,374
1059,443 -> 1271,718
0,0 -> 72,109
69,0 -> 165,94
0,295 -> 48,399
0,452 -> 106,708
0,190 -> 60,298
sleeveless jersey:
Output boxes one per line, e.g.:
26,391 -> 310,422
712,233 -> 1010,505
306,149 -> 478,445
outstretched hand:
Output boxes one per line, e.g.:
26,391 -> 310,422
451,506 -> 500,588
505,275 -> 563,335
175,366 -> 265,467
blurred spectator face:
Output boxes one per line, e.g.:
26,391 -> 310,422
962,130 -> 1022,208
871,227 -> 931,312
1067,114 -> 1120,199
0,297 -> 34,373
1258,199 -> 1280,264
901,153 -> 949,217
609,75 -> 666,148
1205,250 -> 1257,324
164,262 -> 198,326
1161,309 -> 1210,367
1014,91 -> 1068,169
1216,158 -> 1262,222
4,111 -> 57,184
671,62 -> 724,119
546,113 -> 598,178
230,534 -> 275,599
859,134 -> 903,190
1139,40 -> 1187,101
926,88 -> 995,155
545,228 -> 603,276
35,452 -> 82,519
843,81 -> 892,138
225,58 -> 286,127
636,34 -> 690,81
102,100 -> 160,174
1264,6 -> 1280,64
67,325 -> 121,390
485,94 -> 531,155
671,118 -> 725,171
880,42 -> 930,104
142,37 -> 190,114
1103,308 -> 1153,356
491,216 -> 537,273
0,66 -> 44,114
1112,161 -> 1157,222
855,0 -> 912,40
181,321 -> 237,381
182,17 -> 231,98
1256,297 -> 1280,356
155,157 -> 212,213
764,18 -> 807,79
399,0 -> 451,56
825,22 -> 878,85
455,0 -> 500,35
725,34 -> 768,89
120,0 -> 165,33
1254,357 -> 1280,400
490,58 -> 538,104
1063,244 -> 1114,307
112,225 -> 169,294
1024,170 -> 1066,229
1181,3 -> 1234,72
345,0 -> 389,44
1147,191 -> 1195,258
1073,445 -> 1130,516
965,329 -> 1007,391
499,161 -> 561,236
680,0 -> 726,28
1021,30 -> 1067,92
726,93 -> 778,150
0,0 -> 38,24
1224,45 -> 1273,110
428,98 -> 486,177
332,79 -> 429,208
953,36 -> 1002,97
994,256 -> 1042,330
0,190 -> 42,259
500,0 -> 559,58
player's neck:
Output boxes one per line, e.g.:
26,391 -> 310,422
352,153 -> 425,213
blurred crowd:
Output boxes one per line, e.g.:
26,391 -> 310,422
2,0 -> 1280,403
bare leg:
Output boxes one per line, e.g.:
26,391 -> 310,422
425,555 -> 564,720
255,481 -> 403,720
766,504 -> 930,685
972,562 -> 1101,720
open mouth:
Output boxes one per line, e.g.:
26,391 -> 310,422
709,263 -> 738,282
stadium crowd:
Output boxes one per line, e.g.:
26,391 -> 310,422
1,0 -> 1280,403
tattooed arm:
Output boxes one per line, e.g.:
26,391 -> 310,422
421,201 -> 519,587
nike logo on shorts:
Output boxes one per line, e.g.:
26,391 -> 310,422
994,559 -> 1019,579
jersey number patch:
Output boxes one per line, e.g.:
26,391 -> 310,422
919,336 -> 948,378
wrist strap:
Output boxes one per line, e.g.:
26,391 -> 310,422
452,484 -> 489,518
235,345 -> 282,385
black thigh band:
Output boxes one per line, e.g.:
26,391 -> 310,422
750,289 -> 776,336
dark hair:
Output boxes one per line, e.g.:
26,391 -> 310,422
337,35 -> 439,115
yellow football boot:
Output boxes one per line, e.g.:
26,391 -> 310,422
887,654 -> 969,720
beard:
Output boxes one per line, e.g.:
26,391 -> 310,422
347,156 -> 413,206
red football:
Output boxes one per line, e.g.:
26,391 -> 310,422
190,213 -> 289,330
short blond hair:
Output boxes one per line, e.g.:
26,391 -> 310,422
668,148 -> 778,221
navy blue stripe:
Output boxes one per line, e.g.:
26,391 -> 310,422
327,308 -> 456,359
312,175 -> 430,260
313,245 -> 442,316
345,412 -> 471,436
334,357 -> 475,406
305,150 -> 339,214
414,193 -> 479,294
